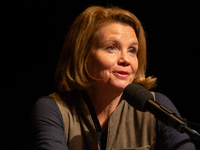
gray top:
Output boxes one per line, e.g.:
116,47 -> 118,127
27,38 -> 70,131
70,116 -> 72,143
31,91 -> 196,150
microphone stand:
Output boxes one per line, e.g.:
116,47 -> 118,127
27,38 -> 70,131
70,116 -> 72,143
186,120 -> 200,132
181,123 -> 200,141
182,120 -> 200,149
181,119 -> 200,141
146,100 -> 200,141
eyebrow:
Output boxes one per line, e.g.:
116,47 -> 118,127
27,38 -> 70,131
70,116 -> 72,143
102,39 -> 139,47
130,42 -> 139,46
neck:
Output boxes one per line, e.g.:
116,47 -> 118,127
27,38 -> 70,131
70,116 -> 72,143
86,84 -> 123,128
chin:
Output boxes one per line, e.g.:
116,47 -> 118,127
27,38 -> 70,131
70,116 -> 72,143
111,82 -> 130,91
110,76 -> 134,89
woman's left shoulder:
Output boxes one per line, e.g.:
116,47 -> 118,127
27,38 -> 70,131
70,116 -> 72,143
152,92 -> 197,149
154,92 -> 171,103
153,92 -> 174,106
153,92 -> 181,117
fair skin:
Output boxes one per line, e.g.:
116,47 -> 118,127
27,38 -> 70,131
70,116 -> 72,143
86,23 -> 139,132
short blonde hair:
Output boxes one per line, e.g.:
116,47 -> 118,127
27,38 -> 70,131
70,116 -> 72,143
55,6 -> 156,91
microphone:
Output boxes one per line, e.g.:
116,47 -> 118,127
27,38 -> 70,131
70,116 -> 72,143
122,83 -> 200,141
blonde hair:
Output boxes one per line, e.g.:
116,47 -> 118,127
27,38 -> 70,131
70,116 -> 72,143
55,6 -> 157,91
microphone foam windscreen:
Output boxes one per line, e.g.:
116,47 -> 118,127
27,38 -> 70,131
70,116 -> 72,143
122,83 -> 154,111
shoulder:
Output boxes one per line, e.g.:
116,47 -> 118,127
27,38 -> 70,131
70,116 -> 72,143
32,91 -> 84,128
33,95 -> 59,110
32,95 -> 64,128
154,92 -> 173,105
32,91 -> 78,123
153,92 -> 196,150
31,95 -> 69,149
154,92 -> 181,117
32,91 -> 78,114
32,95 -> 61,115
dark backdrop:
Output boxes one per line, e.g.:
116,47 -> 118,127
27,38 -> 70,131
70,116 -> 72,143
1,1 -> 200,149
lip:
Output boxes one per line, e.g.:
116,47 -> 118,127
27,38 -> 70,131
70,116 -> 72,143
113,71 -> 130,79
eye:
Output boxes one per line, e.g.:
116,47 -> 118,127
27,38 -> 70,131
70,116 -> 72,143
108,46 -> 116,50
128,48 -> 137,54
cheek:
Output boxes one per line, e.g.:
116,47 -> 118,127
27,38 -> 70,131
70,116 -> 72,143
87,53 -> 115,78
130,58 -> 139,75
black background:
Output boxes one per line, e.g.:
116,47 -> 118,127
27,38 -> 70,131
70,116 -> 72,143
1,1 -> 200,149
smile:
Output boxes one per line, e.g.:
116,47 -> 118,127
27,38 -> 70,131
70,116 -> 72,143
113,71 -> 129,78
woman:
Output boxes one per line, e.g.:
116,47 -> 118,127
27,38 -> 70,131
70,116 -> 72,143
31,6 -> 196,150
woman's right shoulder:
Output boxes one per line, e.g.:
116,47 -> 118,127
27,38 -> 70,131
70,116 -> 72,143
32,91 -> 74,112
33,95 -> 59,112
32,91 -> 78,123
32,95 -> 63,123
31,94 -> 69,149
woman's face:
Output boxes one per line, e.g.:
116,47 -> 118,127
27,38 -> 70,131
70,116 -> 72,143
87,23 -> 138,91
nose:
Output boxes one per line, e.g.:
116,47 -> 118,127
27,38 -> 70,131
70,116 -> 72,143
118,51 -> 130,66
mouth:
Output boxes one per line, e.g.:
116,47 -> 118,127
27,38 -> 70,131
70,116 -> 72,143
113,71 -> 129,78
116,71 -> 129,75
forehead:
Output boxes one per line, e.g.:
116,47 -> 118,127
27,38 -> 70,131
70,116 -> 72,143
96,23 -> 138,43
